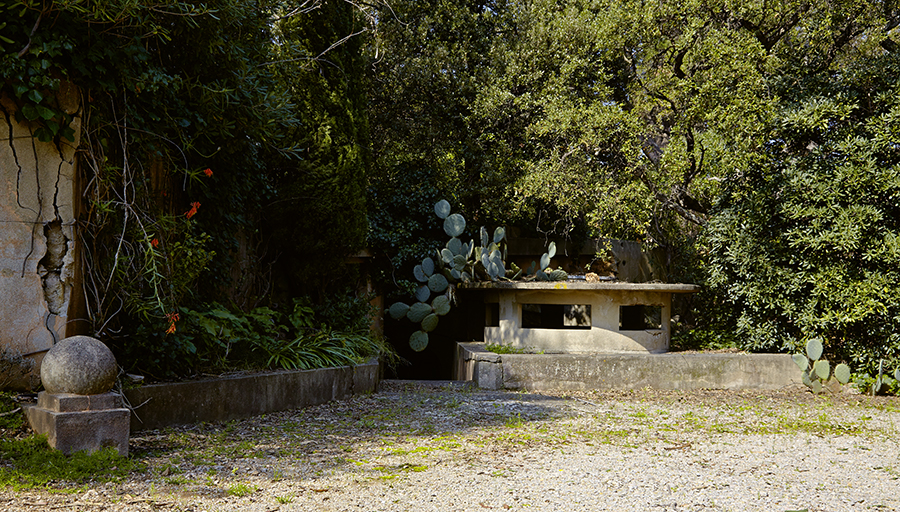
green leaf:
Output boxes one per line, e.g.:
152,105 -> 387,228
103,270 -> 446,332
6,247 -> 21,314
34,127 -> 52,142
37,105 -> 56,120
20,103 -> 39,121
27,89 -> 43,103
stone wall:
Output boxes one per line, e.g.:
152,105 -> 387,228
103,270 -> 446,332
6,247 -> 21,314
0,87 -> 81,389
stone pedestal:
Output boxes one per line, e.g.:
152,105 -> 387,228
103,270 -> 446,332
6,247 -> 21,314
25,392 -> 130,456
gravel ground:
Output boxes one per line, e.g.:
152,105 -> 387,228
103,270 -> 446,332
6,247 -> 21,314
1,381 -> 899,511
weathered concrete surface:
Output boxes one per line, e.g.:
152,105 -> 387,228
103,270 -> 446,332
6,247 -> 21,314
0,90 -> 81,389
41,336 -> 117,395
455,342 -> 799,391
123,360 -> 381,431
463,282 -> 699,354
24,392 -> 130,456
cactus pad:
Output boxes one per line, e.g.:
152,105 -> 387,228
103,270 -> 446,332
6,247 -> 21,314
428,273 -> 449,293
432,295 -> 451,315
447,237 -> 462,255
811,380 -> 822,394
548,269 -> 568,281
548,241 -> 557,258
409,331 -> 429,352
834,363 -> 851,384
480,226 -> 489,247
441,248 -> 454,264
813,359 -> 830,380
434,200 -> 451,219
540,253 -> 551,271
452,254 -> 467,271
407,302 -> 433,323
493,226 -> 506,244
792,353 -> 809,371
413,264 -> 428,282
805,338 -> 823,361
422,257 -> 435,276
415,285 -> 431,303
388,302 -> 410,320
421,313 -> 439,332
444,213 -> 466,237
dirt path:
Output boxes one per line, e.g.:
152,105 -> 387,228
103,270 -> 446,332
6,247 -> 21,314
2,382 -> 899,511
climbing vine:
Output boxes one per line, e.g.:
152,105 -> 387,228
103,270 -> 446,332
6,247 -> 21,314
1,0 -> 379,377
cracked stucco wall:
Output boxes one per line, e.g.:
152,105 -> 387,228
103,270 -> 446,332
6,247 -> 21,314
0,88 -> 80,389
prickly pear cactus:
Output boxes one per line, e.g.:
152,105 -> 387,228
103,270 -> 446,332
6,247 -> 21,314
389,199 -> 562,351
792,338 -> 851,394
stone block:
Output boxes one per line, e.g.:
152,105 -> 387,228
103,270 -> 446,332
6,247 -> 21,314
38,391 -> 123,412
25,391 -> 129,456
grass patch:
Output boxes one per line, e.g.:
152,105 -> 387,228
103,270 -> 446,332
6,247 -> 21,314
0,435 -> 145,491
0,393 -> 25,432
484,344 -> 541,354
227,482 -> 258,497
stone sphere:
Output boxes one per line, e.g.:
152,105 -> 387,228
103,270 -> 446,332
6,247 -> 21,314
40,336 -> 117,395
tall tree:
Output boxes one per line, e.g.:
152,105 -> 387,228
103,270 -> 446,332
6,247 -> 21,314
707,1 -> 900,371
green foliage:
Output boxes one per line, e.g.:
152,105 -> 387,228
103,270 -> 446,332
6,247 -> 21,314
119,292 -> 391,378
0,392 -> 24,431
266,0 -> 370,296
484,344 -> 540,355
1,1 -> 375,377
707,34 -> 900,372
853,363 -> 900,396
0,436 -> 144,491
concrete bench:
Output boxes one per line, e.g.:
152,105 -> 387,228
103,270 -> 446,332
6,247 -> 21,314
460,281 -> 700,353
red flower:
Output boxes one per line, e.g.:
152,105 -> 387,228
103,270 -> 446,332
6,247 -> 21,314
203,168 -> 213,177
150,238 -> 159,248
165,312 -> 180,334
185,201 -> 200,219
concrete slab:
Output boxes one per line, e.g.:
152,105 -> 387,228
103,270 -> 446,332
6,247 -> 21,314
455,342 -> 799,391
123,360 -> 380,431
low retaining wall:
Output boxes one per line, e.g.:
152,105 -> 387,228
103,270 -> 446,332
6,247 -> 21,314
455,342 -> 799,391
123,360 -> 379,432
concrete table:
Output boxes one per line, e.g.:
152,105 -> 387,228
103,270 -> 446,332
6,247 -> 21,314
460,281 -> 699,353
